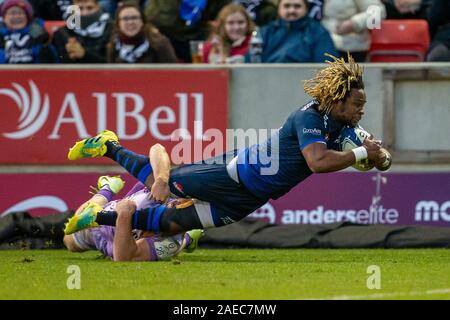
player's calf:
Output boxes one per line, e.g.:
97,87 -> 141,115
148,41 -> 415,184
67,130 -> 154,186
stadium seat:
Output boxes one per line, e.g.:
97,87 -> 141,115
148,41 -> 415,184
44,21 -> 66,39
368,20 -> 430,62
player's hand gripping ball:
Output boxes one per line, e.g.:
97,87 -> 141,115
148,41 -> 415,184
375,147 -> 392,172
339,126 -> 375,171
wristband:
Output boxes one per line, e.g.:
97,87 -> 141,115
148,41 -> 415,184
352,146 -> 368,162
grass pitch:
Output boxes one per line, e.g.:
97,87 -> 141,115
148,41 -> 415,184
0,249 -> 449,300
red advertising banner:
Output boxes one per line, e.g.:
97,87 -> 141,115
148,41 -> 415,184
0,69 -> 228,164
1,172 -> 449,227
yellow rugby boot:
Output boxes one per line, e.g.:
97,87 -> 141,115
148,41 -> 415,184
64,202 -> 102,235
68,130 -> 119,161
97,175 -> 125,194
183,229 -> 205,253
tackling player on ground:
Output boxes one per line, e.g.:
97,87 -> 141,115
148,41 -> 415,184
64,53 -> 392,236
64,175 -> 203,261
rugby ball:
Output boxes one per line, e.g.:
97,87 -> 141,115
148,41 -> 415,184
340,126 -> 375,171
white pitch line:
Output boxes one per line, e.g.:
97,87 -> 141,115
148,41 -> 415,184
304,288 -> 450,300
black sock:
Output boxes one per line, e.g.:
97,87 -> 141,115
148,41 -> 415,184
95,206 -> 166,232
104,141 -> 153,184
95,211 -> 117,226
104,140 -> 122,159
130,206 -> 166,232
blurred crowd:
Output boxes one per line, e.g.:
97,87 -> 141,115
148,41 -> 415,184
0,0 -> 448,64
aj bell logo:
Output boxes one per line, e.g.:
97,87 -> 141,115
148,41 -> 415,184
1,80 -> 205,140
0,80 -> 50,139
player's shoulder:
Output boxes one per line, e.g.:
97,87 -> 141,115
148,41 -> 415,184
299,99 -> 320,113
283,100 -> 326,136
291,100 -> 324,122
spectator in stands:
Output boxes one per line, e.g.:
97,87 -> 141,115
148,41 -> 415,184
382,0 -> 431,19
52,0 -> 113,63
28,0 -> 73,20
106,1 -> 177,63
321,0 -> 386,62
258,0 -> 338,63
233,0 -> 278,26
426,0 -> 450,61
202,3 -> 254,64
145,0 -> 230,62
0,0 -> 57,63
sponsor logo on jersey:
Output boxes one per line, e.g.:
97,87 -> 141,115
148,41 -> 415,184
302,128 -> 322,135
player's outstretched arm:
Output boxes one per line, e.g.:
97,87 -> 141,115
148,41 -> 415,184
113,199 -> 151,262
303,140 -> 380,173
148,144 -> 171,202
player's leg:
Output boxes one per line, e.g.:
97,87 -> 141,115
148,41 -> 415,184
67,130 -> 154,185
64,192 -> 261,236
78,199 -> 204,234
64,176 -> 125,251
65,151 -> 267,235
65,163 -> 267,235
74,174 -> 125,216
64,197 -> 217,235
63,195 -> 107,252
67,132 -> 243,207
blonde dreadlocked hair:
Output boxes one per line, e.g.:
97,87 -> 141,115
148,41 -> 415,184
303,53 -> 364,114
